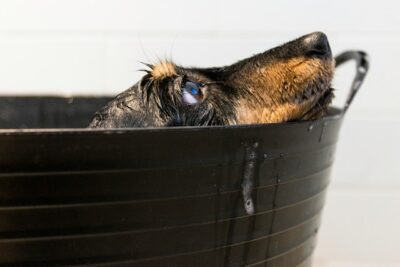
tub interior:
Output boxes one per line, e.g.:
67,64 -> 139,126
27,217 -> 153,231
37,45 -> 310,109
0,96 -> 111,129
0,96 -> 342,129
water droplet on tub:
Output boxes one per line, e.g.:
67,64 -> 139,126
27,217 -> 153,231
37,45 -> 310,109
359,66 -> 367,74
308,124 -> 314,131
354,80 -> 362,89
263,153 -> 268,159
241,142 -> 258,215
319,121 -> 328,142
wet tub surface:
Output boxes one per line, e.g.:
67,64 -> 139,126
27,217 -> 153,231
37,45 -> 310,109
0,96 -> 344,267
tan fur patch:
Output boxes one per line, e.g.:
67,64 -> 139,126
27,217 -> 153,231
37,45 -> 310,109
231,56 -> 334,124
151,61 -> 177,80
235,99 -> 315,124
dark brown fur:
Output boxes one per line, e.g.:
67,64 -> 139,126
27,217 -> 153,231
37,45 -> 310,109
89,32 -> 335,128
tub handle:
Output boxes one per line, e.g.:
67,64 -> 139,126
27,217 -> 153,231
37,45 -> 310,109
334,50 -> 369,114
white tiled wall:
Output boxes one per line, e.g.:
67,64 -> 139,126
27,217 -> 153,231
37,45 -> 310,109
1,1 -> 399,265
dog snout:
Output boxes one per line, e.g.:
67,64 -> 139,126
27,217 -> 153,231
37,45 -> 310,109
303,32 -> 332,58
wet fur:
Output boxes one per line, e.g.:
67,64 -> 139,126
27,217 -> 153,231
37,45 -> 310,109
89,32 -> 335,128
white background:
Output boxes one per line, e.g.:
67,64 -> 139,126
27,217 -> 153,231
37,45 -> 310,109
0,1 -> 399,266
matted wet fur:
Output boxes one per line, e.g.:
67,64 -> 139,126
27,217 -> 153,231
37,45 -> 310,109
89,32 -> 335,128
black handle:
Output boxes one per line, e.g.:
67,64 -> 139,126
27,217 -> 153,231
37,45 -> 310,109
334,50 -> 369,114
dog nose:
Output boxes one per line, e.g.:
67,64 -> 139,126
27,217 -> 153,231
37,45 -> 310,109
304,32 -> 332,58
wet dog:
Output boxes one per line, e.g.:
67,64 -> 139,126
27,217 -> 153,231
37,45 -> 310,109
89,32 -> 334,128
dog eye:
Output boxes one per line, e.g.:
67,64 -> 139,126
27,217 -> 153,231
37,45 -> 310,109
184,81 -> 200,95
182,81 -> 203,105
190,86 -> 199,95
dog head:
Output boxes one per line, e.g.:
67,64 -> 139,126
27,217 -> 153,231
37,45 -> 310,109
90,32 -> 335,128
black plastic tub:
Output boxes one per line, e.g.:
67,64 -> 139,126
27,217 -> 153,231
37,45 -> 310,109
0,51 -> 368,267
